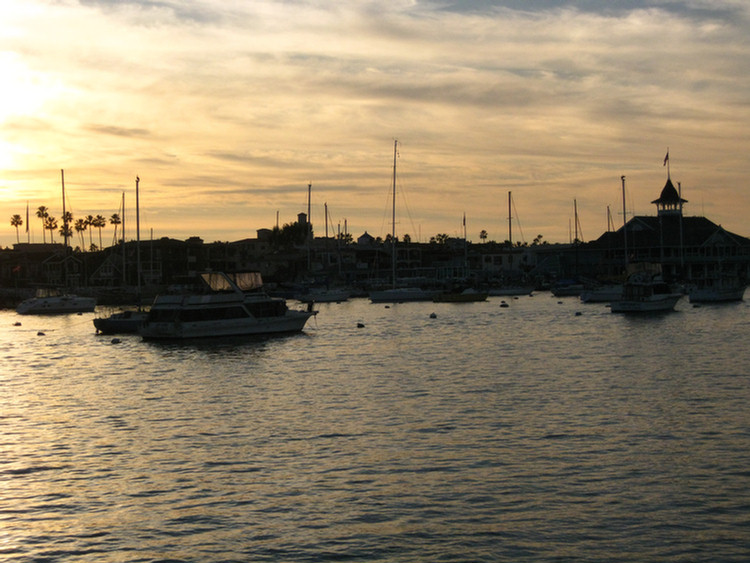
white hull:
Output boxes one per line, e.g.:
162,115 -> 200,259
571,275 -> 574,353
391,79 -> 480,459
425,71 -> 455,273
610,294 -> 681,313
140,309 -> 314,339
140,272 -> 315,340
16,295 -> 96,315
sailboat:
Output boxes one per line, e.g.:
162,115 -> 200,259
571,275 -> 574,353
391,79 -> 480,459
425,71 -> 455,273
369,140 -> 436,303
488,191 -> 534,296
16,170 -> 97,315
93,176 -> 149,333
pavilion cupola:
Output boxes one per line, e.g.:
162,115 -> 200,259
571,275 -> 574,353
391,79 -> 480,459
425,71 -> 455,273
651,177 -> 687,217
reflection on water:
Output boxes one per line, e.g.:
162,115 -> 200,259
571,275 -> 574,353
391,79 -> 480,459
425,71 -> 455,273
1,296 -> 749,562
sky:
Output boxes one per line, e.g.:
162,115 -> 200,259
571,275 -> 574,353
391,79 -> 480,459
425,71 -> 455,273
2,0 -> 750,248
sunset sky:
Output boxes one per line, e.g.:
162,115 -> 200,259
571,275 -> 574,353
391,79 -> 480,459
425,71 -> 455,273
2,0 -> 750,249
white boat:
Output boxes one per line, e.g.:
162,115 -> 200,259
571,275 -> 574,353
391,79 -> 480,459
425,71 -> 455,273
16,289 -> 96,315
610,271 -> 682,313
688,277 -> 747,303
139,272 -> 316,340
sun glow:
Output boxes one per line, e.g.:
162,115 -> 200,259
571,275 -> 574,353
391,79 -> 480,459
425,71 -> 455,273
0,54 -> 52,123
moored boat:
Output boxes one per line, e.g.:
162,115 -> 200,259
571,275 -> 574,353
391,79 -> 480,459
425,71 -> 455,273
369,287 -> 437,303
688,276 -> 747,303
433,288 -> 488,302
139,272 -> 316,340
610,271 -> 682,313
16,289 -> 96,315
487,286 -> 533,297
94,309 -> 148,334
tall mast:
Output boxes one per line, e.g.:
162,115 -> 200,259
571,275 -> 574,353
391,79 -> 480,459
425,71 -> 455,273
61,169 -> 69,286
621,175 -> 628,268
307,182 -> 312,271
391,139 -> 398,288
508,191 -> 512,246
135,176 -> 141,297
121,191 -> 126,284
678,181 -> 684,272
61,169 -> 68,249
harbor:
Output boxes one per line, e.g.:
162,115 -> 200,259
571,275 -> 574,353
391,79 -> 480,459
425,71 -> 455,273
1,295 -> 749,562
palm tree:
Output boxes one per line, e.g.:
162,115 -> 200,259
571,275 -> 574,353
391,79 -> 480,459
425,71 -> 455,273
10,214 -> 23,243
61,211 -> 73,246
44,216 -> 58,243
59,223 -> 73,243
93,214 -> 106,249
479,229 -> 488,243
109,213 -> 121,245
36,206 -> 49,243
74,218 -> 87,249
85,215 -> 95,247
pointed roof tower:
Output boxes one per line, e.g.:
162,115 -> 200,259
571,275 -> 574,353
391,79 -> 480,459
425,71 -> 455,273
651,177 -> 687,217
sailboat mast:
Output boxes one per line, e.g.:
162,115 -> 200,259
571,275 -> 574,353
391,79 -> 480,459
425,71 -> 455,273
307,182 -> 312,271
391,139 -> 398,288
621,175 -> 628,268
61,169 -> 68,249
60,169 -> 69,287
508,191 -> 512,246
136,176 -> 141,296
121,191 -> 126,284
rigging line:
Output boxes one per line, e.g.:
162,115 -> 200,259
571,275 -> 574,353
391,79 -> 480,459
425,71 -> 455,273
511,194 -> 526,244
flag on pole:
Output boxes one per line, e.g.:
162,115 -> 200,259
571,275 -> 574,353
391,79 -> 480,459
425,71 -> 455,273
663,151 -> 669,166
25,202 -> 29,232
462,213 -> 466,226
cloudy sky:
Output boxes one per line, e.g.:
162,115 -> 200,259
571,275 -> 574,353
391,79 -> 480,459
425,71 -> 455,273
2,0 -> 750,248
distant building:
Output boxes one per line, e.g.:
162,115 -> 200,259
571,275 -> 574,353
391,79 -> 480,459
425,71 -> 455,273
357,231 -> 375,246
587,176 -> 750,282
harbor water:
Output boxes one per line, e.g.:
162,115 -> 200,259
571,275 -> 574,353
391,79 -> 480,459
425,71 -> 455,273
1,294 -> 749,562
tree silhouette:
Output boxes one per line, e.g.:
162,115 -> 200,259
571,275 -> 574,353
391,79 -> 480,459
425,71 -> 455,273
93,214 -> 106,249
59,223 -> 73,243
10,214 -> 23,243
109,213 -> 121,245
44,216 -> 58,243
479,229 -> 488,243
61,211 -> 73,246
85,215 -> 95,247
74,218 -> 87,249
36,206 -> 49,243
